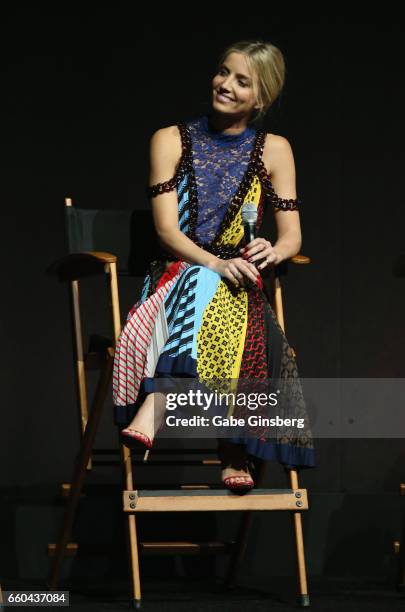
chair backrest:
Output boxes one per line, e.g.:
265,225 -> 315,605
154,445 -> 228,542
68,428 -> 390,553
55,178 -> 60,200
64,199 -> 161,276
63,198 -> 291,301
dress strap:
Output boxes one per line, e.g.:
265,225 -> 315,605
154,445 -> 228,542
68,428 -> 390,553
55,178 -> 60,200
146,123 -> 191,198
255,130 -> 301,211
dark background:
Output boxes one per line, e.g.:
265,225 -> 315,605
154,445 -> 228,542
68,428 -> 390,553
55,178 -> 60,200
1,8 -> 405,590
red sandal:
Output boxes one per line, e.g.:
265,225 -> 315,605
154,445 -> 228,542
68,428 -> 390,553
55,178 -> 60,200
222,462 -> 255,493
223,475 -> 254,493
121,428 -> 154,450
121,418 -> 166,450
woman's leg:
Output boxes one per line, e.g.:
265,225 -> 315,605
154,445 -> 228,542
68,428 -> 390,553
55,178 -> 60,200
123,397 -> 254,485
218,438 -> 254,485
122,392 -> 167,443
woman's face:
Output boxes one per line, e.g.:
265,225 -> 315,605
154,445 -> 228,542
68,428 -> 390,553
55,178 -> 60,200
212,52 -> 260,119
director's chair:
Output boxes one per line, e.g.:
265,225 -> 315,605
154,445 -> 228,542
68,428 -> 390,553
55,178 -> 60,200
47,197 -> 312,609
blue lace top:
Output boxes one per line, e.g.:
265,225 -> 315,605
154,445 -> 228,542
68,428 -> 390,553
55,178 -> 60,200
186,115 -> 257,244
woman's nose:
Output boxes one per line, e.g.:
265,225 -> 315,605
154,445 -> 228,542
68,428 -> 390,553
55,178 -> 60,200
220,74 -> 233,91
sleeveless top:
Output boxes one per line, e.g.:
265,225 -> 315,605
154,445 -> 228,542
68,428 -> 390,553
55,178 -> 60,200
187,116 -> 257,244
147,115 -> 300,261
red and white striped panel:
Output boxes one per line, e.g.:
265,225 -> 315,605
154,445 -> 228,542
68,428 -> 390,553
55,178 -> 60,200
112,262 -> 189,406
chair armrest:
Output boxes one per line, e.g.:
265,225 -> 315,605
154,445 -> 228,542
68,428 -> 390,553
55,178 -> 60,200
272,253 -> 311,279
47,251 -> 118,282
291,254 -> 311,265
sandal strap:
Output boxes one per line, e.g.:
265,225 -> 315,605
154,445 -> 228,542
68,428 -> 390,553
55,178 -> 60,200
223,476 -> 254,484
122,429 -> 152,445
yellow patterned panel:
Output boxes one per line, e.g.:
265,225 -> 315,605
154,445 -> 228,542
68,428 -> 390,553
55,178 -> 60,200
218,175 -> 261,246
197,281 -> 248,390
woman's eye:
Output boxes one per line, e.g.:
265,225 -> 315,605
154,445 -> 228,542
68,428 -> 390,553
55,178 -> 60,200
238,80 -> 248,87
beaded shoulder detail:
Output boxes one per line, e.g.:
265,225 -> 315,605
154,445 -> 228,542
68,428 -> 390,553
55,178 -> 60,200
146,124 -> 191,198
255,131 -> 301,211
147,124 -> 301,212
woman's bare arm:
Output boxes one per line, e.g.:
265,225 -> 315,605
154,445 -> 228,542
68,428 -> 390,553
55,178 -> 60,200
262,134 -> 302,263
149,127 -> 259,286
149,126 -> 218,268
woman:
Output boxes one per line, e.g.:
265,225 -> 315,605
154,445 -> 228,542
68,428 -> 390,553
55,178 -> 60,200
113,40 -> 316,491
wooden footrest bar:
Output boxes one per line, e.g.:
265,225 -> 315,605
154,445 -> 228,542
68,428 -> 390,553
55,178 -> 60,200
123,488 -> 308,512
140,541 -> 233,555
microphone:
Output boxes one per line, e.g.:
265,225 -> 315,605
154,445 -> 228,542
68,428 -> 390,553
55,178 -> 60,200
241,202 -> 258,245
241,203 -> 260,290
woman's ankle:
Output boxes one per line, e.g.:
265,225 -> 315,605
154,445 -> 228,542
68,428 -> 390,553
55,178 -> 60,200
217,439 -> 248,471
221,465 -> 251,479
127,393 -> 167,439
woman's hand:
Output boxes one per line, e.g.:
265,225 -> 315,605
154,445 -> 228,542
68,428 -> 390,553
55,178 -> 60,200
213,257 -> 260,288
240,238 -> 282,270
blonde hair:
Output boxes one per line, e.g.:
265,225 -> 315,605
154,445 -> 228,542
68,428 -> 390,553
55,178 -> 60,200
218,40 -> 286,121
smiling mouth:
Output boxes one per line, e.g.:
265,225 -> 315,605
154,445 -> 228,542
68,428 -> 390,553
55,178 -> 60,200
216,91 -> 236,102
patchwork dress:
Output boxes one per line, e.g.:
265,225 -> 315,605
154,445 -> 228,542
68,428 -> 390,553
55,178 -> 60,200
113,115 -> 316,471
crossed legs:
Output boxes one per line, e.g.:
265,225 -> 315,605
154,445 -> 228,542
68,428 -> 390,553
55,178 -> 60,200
121,392 -> 254,486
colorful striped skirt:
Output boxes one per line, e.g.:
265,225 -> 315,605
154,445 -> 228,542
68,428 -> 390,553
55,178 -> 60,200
113,259 -> 316,471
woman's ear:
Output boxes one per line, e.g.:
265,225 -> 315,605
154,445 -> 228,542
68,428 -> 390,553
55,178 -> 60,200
253,90 -> 264,111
